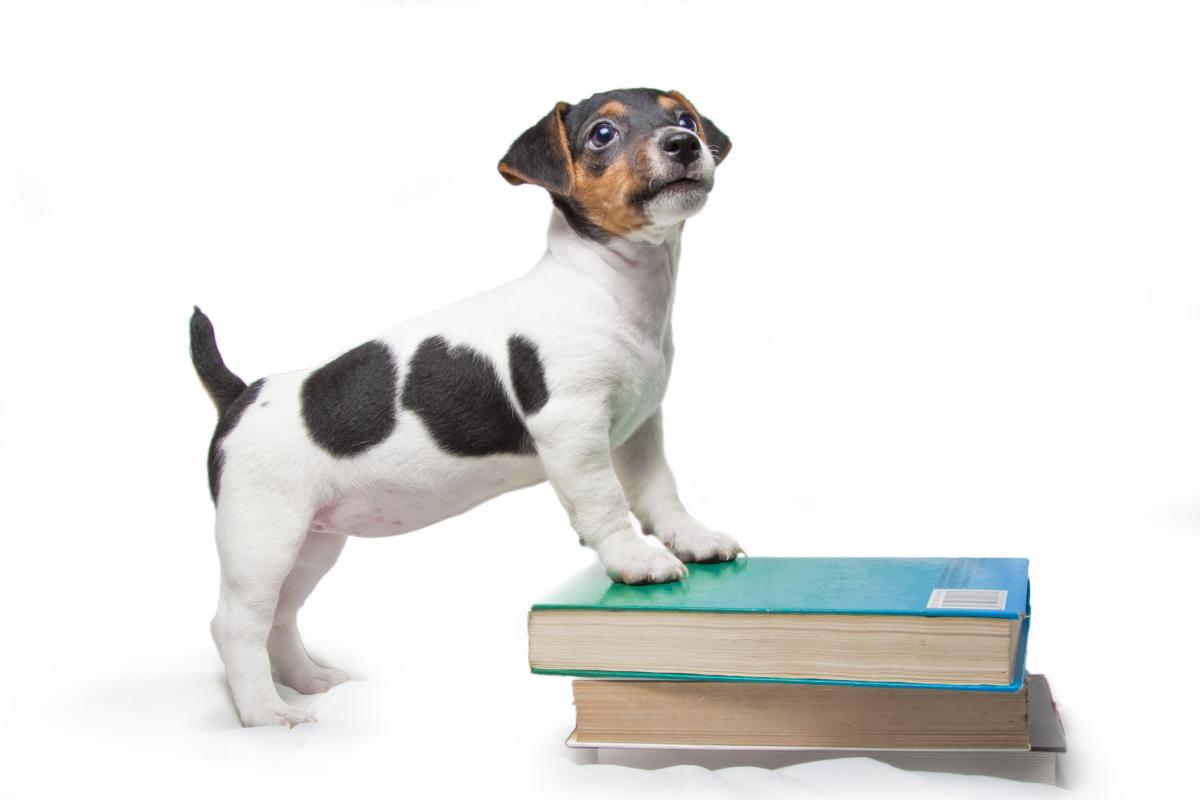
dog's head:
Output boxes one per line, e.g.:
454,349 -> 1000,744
499,88 -> 731,241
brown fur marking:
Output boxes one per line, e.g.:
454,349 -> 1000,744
657,94 -> 681,112
551,101 -> 575,194
596,100 -> 628,119
498,163 -> 535,187
571,139 -> 655,236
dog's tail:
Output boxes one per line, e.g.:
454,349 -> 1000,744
190,306 -> 247,415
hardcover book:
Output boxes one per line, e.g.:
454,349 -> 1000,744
572,677 -> 1030,748
529,557 -> 1030,689
567,676 -> 1065,786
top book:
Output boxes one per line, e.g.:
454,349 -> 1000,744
529,557 -> 1030,690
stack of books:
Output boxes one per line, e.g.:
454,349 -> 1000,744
528,557 -> 1066,785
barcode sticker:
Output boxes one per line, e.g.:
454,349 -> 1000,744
927,588 -> 1008,610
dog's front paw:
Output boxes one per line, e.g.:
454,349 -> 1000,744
655,517 -> 744,564
596,531 -> 688,585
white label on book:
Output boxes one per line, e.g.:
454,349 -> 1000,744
927,588 -> 1008,610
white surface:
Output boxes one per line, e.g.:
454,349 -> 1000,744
1,1 -> 1197,797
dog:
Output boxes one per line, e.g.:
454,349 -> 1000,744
190,88 -> 741,727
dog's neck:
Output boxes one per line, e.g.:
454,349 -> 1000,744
544,209 -> 682,344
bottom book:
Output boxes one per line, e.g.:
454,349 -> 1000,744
566,674 -> 1066,786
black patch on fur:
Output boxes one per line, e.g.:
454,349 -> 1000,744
697,113 -> 731,165
207,378 -> 265,503
402,336 -> 535,456
301,340 -> 399,457
498,102 -> 573,195
507,335 -> 549,415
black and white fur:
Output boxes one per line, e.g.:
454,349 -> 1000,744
191,88 -> 740,727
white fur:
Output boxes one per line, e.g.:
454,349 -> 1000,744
207,140 -> 742,727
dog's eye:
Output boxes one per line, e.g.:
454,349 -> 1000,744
588,122 -> 617,149
677,113 -> 698,132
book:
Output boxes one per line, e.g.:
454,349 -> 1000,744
529,557 -> 1030,689
566,675 -> 1066,787
572,677 -> 1030,749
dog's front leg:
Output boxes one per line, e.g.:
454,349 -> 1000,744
613,410 -> 743,563
531,402 -> 687,584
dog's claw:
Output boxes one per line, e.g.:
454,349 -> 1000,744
657,519 -> 743,565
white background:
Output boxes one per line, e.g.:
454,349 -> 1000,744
2,1 -> 1197,797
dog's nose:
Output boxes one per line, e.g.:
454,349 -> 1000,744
661,131 -> 702,166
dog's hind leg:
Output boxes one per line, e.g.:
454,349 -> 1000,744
268,531 -> 350,695
211,495 -> 316,727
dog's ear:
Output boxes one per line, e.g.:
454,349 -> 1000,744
498,101 -> 575,196
668,91 -> 732,166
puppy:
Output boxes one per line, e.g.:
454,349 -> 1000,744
191,88 -> 741,727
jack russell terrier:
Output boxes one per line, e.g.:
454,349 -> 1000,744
190,87 -> 741,727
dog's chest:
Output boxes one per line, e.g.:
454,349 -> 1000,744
607,330 -> 674,445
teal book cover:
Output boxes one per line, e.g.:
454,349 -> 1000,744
531,557 -> 1031,691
